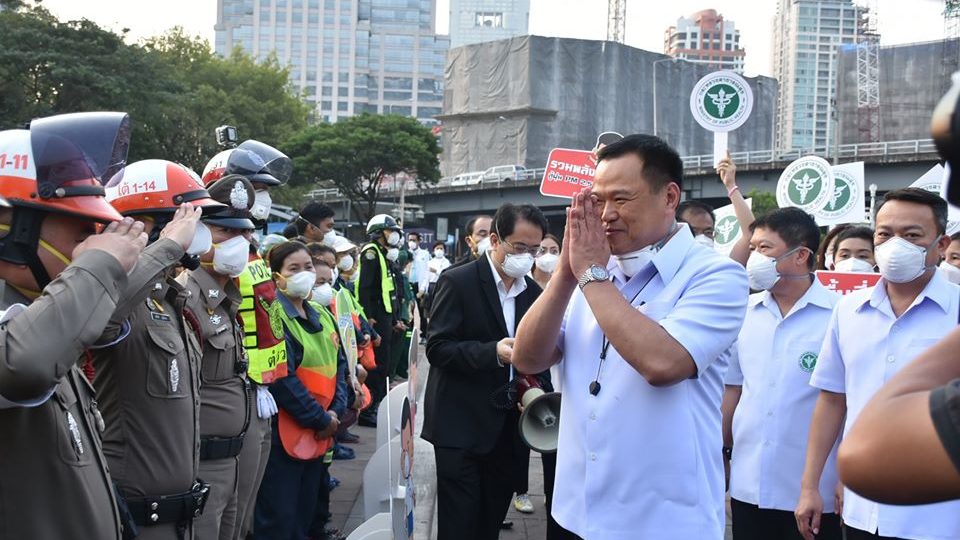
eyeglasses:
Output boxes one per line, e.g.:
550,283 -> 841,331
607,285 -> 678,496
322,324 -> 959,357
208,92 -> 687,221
501,238 -> 544,257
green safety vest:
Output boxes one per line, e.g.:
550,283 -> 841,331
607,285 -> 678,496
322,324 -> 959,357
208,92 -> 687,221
354,243 -> 395,315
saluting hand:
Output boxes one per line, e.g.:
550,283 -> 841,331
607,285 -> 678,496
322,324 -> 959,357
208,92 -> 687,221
159,203 -> 203,251
567,188 -> 611,278
74,217 -> 147,273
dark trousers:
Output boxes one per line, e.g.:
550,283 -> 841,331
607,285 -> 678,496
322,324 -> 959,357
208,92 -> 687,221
731,498 -> 841,540
307,462 -> 333,537
364,314 -> 393,419
844,526 -> 908,540
253,428 -> 324,540
413,283 -> 428,334
434,417 -> 517,540
510,425 -> 531,495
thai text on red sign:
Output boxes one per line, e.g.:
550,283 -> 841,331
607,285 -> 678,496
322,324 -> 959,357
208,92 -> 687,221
815,271 -> 881,296
540,148 -> 596,199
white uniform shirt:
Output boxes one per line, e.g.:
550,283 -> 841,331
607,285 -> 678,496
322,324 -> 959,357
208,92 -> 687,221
726,280 -> 840,513
426,256 -> 451,285
410,247 -> 431,290
811,272 -> 960,539
553,224 -> 748,540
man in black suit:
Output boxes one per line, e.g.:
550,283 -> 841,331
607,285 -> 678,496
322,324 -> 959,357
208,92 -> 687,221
451,214 -> 492,269
423,203 -> 549,540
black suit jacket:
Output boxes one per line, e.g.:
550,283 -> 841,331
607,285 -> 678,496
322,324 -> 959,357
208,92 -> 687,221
422,255 -> 542,454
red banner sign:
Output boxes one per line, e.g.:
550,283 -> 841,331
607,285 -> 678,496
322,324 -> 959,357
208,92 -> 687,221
540,148 -> 596,199
815,271 -> 881,296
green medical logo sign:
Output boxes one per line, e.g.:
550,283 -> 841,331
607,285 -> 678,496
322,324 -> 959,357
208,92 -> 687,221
690,71 -> 754,132
777,156 -> 833,213
715,215 -> 740,246
818,169 -> 858,220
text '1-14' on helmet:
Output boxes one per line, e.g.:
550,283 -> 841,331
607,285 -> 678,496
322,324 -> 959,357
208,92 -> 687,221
0,112 -> 130,287
366,214 -> 402,236
106,160 -> 226,217
201,139 -> 292,187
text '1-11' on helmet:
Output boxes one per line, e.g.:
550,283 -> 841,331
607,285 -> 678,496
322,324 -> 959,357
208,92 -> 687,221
0,112 -> 130,287
201,139 -> 292,187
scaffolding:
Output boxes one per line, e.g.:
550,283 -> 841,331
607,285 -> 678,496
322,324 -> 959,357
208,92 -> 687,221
856,1 -> 881,143
607,0 -> 626,43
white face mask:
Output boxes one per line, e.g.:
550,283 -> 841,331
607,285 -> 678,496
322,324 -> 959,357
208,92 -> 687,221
535,253 -> 559,273
501,252 -> 535,278
475,236 -> 491,255
874,237 -> 935,284
433,249 -> 445,259
746,247 -> 805,291
825,251 -> 835,270
337,255 -> 354,272
694,234 -> 715,249
386,231 -> 401,247
408,240 -> 418,251
282,270 -> 317,299
615,247 -> 655,278
322,230 -> 338,247
250,190 -> 272,221
331,267 -> 339,282
939,261 -> 960,284
212,235 -> 250,278
186,222 -> 213,256
834,257 -> 875,273
386,247 -> 400,261
311,283 -> 335,306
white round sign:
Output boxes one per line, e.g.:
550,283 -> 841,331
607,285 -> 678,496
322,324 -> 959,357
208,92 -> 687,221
815,168 -> 859,221
777,156 -> 834,213
689,70 -> 754,133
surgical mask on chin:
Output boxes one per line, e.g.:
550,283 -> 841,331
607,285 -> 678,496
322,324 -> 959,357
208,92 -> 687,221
186,222 -> 213,256
834,257 -> 875,273
386,247 -> 400,262
694,234 -> 715,249
311,283 -> 335,306
535,253 -> 559,273
874,237 -> 935,284
475,236 -> 491,255
386,231 -> 401,247
212,235 -> 250,278
939,261 -> 960,285
250,191 -> 272,221
281,270 -> 316,299
337,255 -> 354,272
615,247 -> 655,278
502,252 -> 534,278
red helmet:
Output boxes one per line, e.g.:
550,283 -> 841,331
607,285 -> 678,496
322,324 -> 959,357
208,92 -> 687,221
201,139 -> 292,187
106,160 -> 225,217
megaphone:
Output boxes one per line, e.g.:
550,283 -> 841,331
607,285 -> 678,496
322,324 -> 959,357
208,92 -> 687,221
516,375 -> 562,453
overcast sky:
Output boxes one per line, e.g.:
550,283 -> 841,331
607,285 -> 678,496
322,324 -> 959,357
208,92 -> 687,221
39,0 -> 948,77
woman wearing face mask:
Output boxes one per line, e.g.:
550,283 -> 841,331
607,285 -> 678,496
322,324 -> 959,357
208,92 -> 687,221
424,241 -> 451,333
532,234 -> 561,289
815,224 -> 854,271
938,232 -> 960,284
253,241 -> 346,540
830,226 -> 877,273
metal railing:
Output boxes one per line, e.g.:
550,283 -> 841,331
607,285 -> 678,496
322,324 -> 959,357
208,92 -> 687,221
307,139 -> 938,199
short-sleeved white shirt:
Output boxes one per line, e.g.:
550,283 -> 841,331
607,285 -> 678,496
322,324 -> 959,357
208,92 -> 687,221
811,272 -> 960,539
727,280 -> 840,513
552,224 -> 748,540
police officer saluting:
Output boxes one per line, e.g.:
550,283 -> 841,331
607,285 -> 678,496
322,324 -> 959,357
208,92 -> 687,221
180,175 -> 258,540
93,160 -> 228,539
0,113 -> 147,539
354,214 -> 403,427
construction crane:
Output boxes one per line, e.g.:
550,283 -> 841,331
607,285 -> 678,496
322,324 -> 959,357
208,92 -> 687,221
607,0 -> 626,43
856,0 -> 881,143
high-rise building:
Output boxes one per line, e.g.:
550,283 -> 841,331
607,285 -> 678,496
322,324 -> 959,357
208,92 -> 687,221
448,0 -> 529,48
215,0 -> 448,124
663,9 -> 745,73
773,0 -> 863,151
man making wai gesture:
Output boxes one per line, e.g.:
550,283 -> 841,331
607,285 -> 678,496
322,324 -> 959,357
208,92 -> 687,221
513,134 -> 748,540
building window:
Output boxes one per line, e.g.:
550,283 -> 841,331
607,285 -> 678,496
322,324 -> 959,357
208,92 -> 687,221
475,12 -> 503,28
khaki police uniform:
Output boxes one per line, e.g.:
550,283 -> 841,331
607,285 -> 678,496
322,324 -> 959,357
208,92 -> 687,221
93,238 -> 205,540
178,266 -> 250,540
0,249 -> 127,540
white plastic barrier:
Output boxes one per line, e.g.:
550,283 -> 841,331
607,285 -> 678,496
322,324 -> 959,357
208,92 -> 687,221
363,434 -> 402,520
346,512 -> 392,540
376,381 -> 409,450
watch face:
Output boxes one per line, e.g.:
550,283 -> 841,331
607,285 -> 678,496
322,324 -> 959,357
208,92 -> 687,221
590,265 -> 609,280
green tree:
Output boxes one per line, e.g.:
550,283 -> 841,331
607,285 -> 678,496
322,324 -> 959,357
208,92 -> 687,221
746,188 -> 778,218
283,114 -> 441,221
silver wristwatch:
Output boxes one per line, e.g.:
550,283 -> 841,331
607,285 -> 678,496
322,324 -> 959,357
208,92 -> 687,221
577,264 -> 610,290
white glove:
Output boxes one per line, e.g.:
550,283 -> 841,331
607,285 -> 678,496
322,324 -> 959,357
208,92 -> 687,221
256,385 -> 278,419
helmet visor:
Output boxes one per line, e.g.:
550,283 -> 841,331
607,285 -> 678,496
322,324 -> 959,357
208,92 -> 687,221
232,140 -> 292,185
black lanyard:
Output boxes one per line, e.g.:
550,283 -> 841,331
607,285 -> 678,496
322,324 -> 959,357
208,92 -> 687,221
590,270 -> 658,396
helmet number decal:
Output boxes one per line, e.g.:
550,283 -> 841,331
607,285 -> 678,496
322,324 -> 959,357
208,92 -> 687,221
0,153 -> 30,172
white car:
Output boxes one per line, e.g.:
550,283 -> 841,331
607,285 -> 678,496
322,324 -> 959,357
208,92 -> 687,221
481,165 -> 527,183
451,171 -> 484,186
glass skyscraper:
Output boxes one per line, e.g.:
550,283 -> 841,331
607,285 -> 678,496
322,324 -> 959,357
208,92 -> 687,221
448,0 -> 529,48
215,0 -> 448,124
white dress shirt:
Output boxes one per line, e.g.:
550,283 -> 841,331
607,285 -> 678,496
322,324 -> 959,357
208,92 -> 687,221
553,224 -> 748,540
485,252 -> 526,338
410,247 -> 431,290
811,272 -> 960,539
726,279 -> 840,513
427,256 -> 451,285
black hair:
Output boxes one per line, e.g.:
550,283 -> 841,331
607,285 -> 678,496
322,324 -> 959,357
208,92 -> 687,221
878,188 -> 948,235
676,200 -> 716,225
432,240 -> 446,250
492,203 -> 548,240
834,226 -> 874,251
407,231 -> 421,241
268,241 -> 310,273
596,133 -> 684,191
305,242 -> 337,260
816,223 -> 853,270
750,207 -> 821,269
465,214 -> 493,237
281,222 -> 299,239
951,232 -> 960,242
295,202 -> 335,234
542,234 -> 561,246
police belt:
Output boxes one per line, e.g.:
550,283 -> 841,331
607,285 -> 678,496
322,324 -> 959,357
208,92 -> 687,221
125,480 -> 211,527
199,434 -> 245,460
